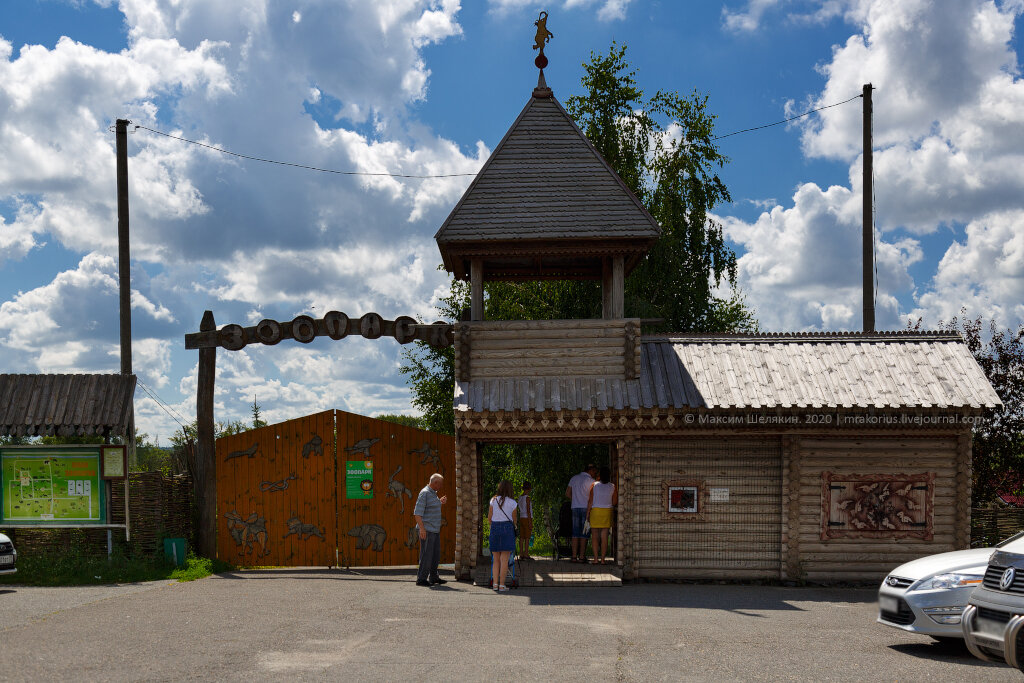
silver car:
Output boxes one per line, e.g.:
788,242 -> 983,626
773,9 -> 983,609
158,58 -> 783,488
0,532 -> 16,575
878,531 -> 1024,639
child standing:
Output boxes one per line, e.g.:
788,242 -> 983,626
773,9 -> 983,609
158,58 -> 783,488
517,482 -> 533,561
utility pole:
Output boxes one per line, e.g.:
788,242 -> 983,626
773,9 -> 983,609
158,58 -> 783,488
116,119 -> 133,374
115,119 -> 136,535
862,84 -> 875,333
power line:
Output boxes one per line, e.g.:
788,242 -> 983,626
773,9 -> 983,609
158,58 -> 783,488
136,378 -> 190,432
712,93 -> 862,141
124,94 -> 861,178
131,125 -> 479,179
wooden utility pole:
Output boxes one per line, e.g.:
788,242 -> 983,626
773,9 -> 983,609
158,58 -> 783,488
196,310 -> 217,558
862,84 -> 875,333
116,120 -> 133,374
115,119 -> 137,475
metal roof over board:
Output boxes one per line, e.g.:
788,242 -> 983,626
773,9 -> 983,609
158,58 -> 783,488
454,332 -> 1001,413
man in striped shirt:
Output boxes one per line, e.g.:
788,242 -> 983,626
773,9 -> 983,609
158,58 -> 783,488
414,473 -> 447,586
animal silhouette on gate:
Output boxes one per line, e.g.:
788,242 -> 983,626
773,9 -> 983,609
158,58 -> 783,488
348,524 -> 387,551
409,442 -> 443,472
386,465 -> 414,513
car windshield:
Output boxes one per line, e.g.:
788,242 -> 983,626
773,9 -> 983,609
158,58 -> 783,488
996,530 -> 1024,552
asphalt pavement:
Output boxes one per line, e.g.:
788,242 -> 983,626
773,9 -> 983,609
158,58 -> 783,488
0,569 -> 1016,682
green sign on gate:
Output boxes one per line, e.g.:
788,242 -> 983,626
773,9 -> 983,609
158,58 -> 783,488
1,447 -> 107,524
345,460 -> 374,499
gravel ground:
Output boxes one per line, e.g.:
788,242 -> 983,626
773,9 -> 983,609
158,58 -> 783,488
0,569 -> 1015,682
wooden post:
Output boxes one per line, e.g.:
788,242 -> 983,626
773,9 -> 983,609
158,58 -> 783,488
862,84 -> 875,333
196,310 -> 217,558
602,257 -> 612,319
116,119 -> 137,470
116,119 -> 132,375
611,256 -> 624,319
470,259 -> 484,321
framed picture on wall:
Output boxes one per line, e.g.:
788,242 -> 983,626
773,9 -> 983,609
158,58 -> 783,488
662,479 -> 707,521
668,486 -> 698,513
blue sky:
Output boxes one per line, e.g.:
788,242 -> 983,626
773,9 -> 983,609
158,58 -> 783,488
1,0 -> 1022,442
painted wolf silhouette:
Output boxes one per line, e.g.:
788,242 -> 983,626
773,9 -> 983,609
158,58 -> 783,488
282,516 -> 325,541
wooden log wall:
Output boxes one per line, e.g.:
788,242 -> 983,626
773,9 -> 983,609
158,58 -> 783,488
456,319 -> 633,381
634,437 -> 783,580
794,434 -> 960,583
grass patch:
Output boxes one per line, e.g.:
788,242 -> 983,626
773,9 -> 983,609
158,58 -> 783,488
0,548 -> 231,587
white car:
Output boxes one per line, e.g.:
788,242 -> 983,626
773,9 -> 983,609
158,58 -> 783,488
0,532 -> 16,575
878,531 -> 1024,640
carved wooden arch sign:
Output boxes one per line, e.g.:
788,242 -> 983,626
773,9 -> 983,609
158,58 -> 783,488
185,311 -> 454,351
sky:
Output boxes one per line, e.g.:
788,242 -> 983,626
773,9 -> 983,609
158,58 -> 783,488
1,0 -> 1022,443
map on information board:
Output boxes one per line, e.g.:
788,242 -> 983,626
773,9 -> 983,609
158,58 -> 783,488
1,450 -> 105,524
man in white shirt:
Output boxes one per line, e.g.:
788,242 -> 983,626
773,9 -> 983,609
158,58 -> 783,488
565,464 -> 598,563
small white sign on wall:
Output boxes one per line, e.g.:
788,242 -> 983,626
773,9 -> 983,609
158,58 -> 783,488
709,487 -> 729,503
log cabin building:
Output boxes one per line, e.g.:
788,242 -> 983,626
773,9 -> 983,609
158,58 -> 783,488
439,70 -> 1002,583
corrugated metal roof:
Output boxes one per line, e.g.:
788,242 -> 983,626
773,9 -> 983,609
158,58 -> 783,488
434,88 -> 660,275
454,336 -> 1001,413
0,374 -> 136,437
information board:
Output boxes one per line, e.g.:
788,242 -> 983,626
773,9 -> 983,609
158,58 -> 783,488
345,460 -> 374,499
1,448 -> 106,524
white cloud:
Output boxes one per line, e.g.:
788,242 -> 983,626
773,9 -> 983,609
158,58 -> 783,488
910,211 -> 1024,326
721,182 -> 921,331
722,0 -> 1024,331
721,0 -> 786,33
489,0 -> 632,21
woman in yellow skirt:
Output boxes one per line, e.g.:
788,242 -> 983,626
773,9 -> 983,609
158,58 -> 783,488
586,466 -> 617,564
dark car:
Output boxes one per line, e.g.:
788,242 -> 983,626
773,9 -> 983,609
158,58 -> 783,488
962,549 -> 1024,668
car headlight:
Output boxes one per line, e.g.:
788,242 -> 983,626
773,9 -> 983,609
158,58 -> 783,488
911,573 -> 983,591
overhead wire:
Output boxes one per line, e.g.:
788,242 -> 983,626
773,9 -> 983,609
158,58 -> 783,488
136,377 -> 191,433
132,125 -> 479,179
712,93 -> 862,141
123,93 -> 862,179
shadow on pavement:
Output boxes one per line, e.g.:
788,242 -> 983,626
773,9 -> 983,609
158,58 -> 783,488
888,640 -> 1005,668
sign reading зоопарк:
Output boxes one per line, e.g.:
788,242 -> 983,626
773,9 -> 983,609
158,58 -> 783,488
345,460 -> 374,499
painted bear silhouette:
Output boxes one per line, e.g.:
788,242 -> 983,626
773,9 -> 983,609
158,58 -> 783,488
348,524 -> 386,551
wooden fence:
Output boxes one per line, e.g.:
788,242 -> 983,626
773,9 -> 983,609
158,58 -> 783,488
970,508 -> 1024,548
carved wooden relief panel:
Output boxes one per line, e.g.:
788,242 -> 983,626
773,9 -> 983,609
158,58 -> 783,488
821,471 -> 934,541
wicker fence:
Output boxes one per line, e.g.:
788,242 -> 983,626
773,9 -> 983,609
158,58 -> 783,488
970,508 -> 1024,548
3,471 -> 194,558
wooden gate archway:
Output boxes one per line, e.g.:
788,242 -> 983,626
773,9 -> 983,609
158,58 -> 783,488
186,309 -> 454,559
216,409 -> 455,567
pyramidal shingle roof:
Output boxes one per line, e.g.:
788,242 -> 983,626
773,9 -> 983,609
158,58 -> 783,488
435,75 -> 661,280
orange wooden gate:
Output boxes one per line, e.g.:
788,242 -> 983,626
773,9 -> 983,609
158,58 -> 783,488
216,410 -> 455,567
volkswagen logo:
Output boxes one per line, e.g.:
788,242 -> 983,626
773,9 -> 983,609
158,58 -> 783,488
887,576 -> 900,587
1000,567 -> 1016,591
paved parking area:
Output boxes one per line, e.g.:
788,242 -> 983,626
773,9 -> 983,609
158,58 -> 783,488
0,570 -> 1014,681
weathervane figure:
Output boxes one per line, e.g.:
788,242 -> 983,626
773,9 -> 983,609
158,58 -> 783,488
533,11 -> 553,69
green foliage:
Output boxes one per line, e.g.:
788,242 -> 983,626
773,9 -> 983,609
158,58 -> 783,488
939,312 -> 1024,504
375,413 -> 426,430
0,434 -> 30,445
400,276 -> 469,436
251,396 -> 267,430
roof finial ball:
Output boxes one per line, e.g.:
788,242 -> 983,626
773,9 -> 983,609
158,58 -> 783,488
532,11 -> 554,97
